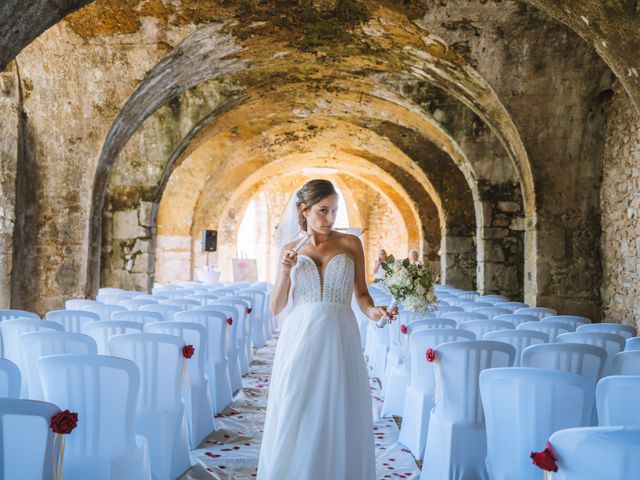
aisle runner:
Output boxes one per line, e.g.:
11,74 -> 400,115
182,334 -> 421,480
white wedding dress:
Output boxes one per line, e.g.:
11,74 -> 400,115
257,253 -> 376,480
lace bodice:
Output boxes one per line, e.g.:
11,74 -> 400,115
291,253 -> 355,306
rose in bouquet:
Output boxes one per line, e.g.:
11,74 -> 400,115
376,255 -> 437,328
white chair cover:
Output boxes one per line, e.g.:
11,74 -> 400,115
421,340 -> 515,480
497,301 -> 529,312
144,321 -> 215,448
471,307 -> 512,320
240,288 -> 269,346
494,313 -> 539,327
480,368 -> 595,480
398,329 -> 476,459
0,358 -> 21,398
517,320 -> 572,340
483,329 -> 548,366
46,309 -> 100,333
461,301 -> 494,312
107,334 -> 190,480
0,397 -> 60,480
514,307 -> 557,319
612,351 -> 640,375
521,343 -> 607,381
174,309 -> 233,414
596,375 -> 640,427
555,331 -> 626,375
0,309 -> 40,322
20,331 -> 97,400
543,315 -> 591,329
139,303 -> 181,321
82,320 -> 143,355
81,303 -> 127,322
460,319 -> 514,339
38,354 -> 152,480
112,310 -> 165,325
549,426 -> 640,480
577,322 -> 637,339
206,296 -> 251,375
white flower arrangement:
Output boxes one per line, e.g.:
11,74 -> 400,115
380,255 -> 438,315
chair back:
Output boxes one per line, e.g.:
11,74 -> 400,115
543,315 -> 590,330
112,310 -> 165,325
477,295 -> 508,304
0,309 -> 40,322
108,333 -> 184,414
0,398 -> 60,480
174,310 -> 228,364
521,342 -> 607,381
481,368 -> 595,480
0,319 -> 63,371
556,331 -> 626,375
454,292 -> 480,301
45,309 -> 100,333
0,359 -> 21,398
209,288 -> 236,297
498,301 -> 529,312
159,298 -> 200,310
82,320 -> 143,355
433,340 -> 515,425
21,331 -> 97,400
442,311 -> 488,324
612,351 -> 640,375
494,313 -> 539,327
471,307 -> 512,320
596,376 -> 640,427
139,303 -> 182,321
65,299 -> 101,310
119,298 -> 158,311
483,329 -> 549,366
95,294 -> 128,305
626,337 -> 640,351
549,426 -> 640,479
514,307 -> 557,319
38,354 -> 140,458
407,318 -> 457,333
577,322 -> 637,339
80,303 -> 127,321
460,319 -> 514,339
185,294 -> 220,306
433,305 -> 464,316
460,301 -> 493,312
517,320 -> 571,340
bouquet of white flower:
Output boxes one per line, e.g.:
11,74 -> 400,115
376,255 -> 438,328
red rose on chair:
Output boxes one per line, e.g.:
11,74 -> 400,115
182,345 -> 195,359
227,316 -> 233,325
50,410 -> 78,434
530,441 -> 558,472
400,324 -> 408,335
246,307 -> 252,314
425,348 -> 436,362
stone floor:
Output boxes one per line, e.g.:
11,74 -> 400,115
181,333 -> 421,480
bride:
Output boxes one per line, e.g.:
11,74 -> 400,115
257,179 -> 396,480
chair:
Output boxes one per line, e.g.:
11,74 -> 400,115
205,297 -> 251,376
483,329 -> 549,366
407,318 -> 457,333
480,368 -> 595,480
173,310 -> 233,414
240,288 -> 268,348
20,331 -> 97,400
96,294 -> 129,305
398,329 -> 476,460
514,307 -> 557,319
433,305 -> 464,316
209,287 -> 235,297
159,299 -> 200,310
108,334 -> 190,480
577,322 -> 637,339
497,301 -> 529,312
626,337 -> 640,351
0,319 -> 63,395
460,319 -> 514,339
0,358 -> 21,398
65,299 -> 102,310
477,294 -> 508,304
596,376 -> 640,427
0,309 -> 40,322
81,303 -> 127,322
119,298 -> 158,311
421,340 -> 515,480
543,315 -> 591,330
612,351 -> 640,375
112,310 -> 165,325
82,320 -> 143,355
144,322 -> 215,448
471,306 -> 512,320
549,426 -> 640,479
0,398 -> 61,480
494,313 -> 539,327
555,331 -> 626,375
139,303 -> 181,321
521,343 -> 607,382
442,311 -> 488,324
454,292 -> 480,301
98,287 -> 125,295
45,309 -> 100,333
158,290 -> 196,300
461,301 -> 494,312
38,354 -> 152,480
517,320 -> 572,340
185,293 -> 220,306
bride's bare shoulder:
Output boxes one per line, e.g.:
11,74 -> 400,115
332,231 -> 362,252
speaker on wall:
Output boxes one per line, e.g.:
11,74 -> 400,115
202,229 -> 217,252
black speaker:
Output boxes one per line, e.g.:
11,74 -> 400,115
202,229 -> 217,252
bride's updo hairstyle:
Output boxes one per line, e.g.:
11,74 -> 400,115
296,179 -> 337,231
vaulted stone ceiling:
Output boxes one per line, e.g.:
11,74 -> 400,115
1,0 -> 638,325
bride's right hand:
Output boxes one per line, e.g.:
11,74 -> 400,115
280,248 -> 298,274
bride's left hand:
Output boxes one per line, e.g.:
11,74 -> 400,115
368,305 -> 399,323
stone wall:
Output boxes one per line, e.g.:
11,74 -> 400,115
601,83 -> 640,328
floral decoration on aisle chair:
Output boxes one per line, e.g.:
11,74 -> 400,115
50,409 -> 79,480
